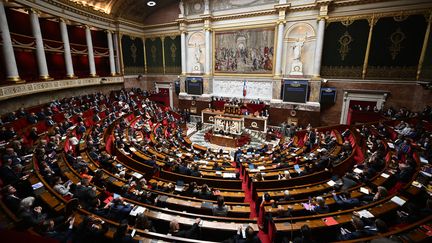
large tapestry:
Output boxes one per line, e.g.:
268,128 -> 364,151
164,35 -> 181,74
321,19 -> 369,78
368,14 -> 427,79
145,37 -> 163,74
214,28 -> 275,74
121,35 -> 144,75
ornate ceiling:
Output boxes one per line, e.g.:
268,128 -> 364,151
67,0 -> 178,22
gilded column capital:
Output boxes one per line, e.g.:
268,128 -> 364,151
26,8 -> 40,15
317,15 -> 328,21
276,20 -> 286,25
203,27 -> 212,32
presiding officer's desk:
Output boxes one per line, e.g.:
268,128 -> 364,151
201,108 -> 268,132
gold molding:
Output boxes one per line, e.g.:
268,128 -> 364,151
119,32 -> 124,75
143,38 -> 147,74
161,36 -> 166,75
327,9 -> 431,23
362,14 -> 376,79
6,76 -> 25,83
417,12 -> 432,80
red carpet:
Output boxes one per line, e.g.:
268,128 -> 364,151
240,169 -> 271,243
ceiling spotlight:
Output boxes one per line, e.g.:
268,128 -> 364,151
147,1 -> 156,6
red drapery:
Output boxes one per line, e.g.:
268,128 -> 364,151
46,52 -> 66,79
15,50 -> 38,81
40,18 -> 61,41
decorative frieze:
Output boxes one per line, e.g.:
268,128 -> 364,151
0,77 -> 124,101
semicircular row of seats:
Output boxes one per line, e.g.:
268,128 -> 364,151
1,89 -> 431,243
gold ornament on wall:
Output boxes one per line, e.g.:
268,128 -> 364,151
389,28 -> 406,60
130,43 -> 137,63
170,43 -> 177,63
151,45 -> 157,63
338,31 -> 353,61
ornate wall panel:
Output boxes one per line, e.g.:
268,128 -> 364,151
0,76 -> 124,101
145,37 -> 164,74
212,78 -> 273,100
121,35 -> 145,75
321,19 -> 369,78
367,15 -> 427,80
163,35 -> 181,74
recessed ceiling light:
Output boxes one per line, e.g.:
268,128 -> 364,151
147,1 -> 156,6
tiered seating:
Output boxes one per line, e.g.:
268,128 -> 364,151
1,90 -> 431,243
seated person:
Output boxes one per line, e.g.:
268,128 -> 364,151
332,191 -> 360,209
311,196 -> 329,214
233,225 -> 260,243
212,196 -> 228,217
169,218 -> 202,239
338,215 -> 375,240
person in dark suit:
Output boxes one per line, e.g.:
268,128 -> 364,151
106,198 -> 133,221
233,225 -> 260,243
169,218 -> 201,239
338,216 -> 375,240
18,197 -> 47,228
27,112 -> 38,124
3,185 -> 22,213
73,215 -> 109,243
332,191 -> 360,209
113,220 -> 139,243
293,224 -> 317,243
311,197 -> 329,214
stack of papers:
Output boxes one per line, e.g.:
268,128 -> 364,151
130,206 -> 146,216
353,168 -> 363,174
357,209 -> 374,218
258,166 -> 266,170
381,173 -> 390,178
223,173 -> 237,178
420,157 -> 429,164
391,196 -> 406,206
327,180 -> 336,187
132,172 -> 143,179
360,187 -> 370,194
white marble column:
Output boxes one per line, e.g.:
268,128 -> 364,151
275,22 -> 285,77
204,29 -> 211,75
29,9 -> 50,79
107,31 -> 116,76
85,26 -> 97,77
59,19 -> 74,78
113,32 -> 121,74
180,31 -> 187,75
0,1 -> 21,82
312,18 -> 326,77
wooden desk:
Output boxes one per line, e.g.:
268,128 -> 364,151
202,109 -> 267,132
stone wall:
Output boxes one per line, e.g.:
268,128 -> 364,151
320,80 -> 432,126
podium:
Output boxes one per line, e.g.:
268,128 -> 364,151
213,115 -> 243,135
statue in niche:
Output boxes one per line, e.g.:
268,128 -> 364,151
204,0 -> 210,13
290,35 -> 307,76
192,43 -> 203,73
292,37 -> 305,61
179,1 -> 185,16
194,43 -> 202,64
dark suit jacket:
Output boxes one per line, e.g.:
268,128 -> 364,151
172,223 -> 201,239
